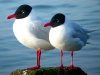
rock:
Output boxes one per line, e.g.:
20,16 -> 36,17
10,67 -> 87,75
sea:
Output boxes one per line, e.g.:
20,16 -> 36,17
0,0 -> 100,75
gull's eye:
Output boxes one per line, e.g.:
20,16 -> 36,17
21,10 -> 25,14
18,10 -> 25,14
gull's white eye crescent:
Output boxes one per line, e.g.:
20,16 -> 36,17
56,19 -> 59,22
22,11 -> 24,14
21,10 -> 25,14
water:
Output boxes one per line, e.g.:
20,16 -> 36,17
0,0 -> 100,75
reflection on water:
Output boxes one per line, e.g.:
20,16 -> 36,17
0,0 -> 100,75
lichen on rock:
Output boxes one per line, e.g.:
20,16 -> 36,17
10,67 -> 87,75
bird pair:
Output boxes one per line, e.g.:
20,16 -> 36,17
7,4 -> 89,70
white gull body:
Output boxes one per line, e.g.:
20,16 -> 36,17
44,13 -> 89,69
49,18 -> 89,51
13,10 -> 54,50
7,4 -> 54,70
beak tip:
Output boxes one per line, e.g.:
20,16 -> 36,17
7,14 -> 16,20
7,16 -> 10,19
44,24 -> 48,27
44,22 -> 51,27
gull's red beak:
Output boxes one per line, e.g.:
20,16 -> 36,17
44,22 -> 51,27
7,14 -> 16,19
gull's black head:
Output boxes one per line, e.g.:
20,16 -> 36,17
15,4 -> 32,19
50,13 -> 65,27
7,4 -> 32,19
44,13 -> 65,27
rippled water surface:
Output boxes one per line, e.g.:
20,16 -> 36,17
0,0 -> 100,75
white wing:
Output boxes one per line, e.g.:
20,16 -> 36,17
70,22 -> 89,45
30,20 -> 50,41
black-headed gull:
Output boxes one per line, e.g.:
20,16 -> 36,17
7,4 -> 54,70
44,13 -> 89,69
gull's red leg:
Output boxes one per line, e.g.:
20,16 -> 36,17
69,51 -> 75,70
27,48 -> 41,70
57,50 -> 65,68
37,48 -> 41,68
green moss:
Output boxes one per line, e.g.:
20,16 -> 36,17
10,67 -> 87,75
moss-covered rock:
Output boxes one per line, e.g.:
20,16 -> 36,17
10,67 -> 87,75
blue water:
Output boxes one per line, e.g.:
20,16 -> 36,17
0,0 -> 100,75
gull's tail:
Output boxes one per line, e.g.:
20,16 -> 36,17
85,29 -> 99,33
